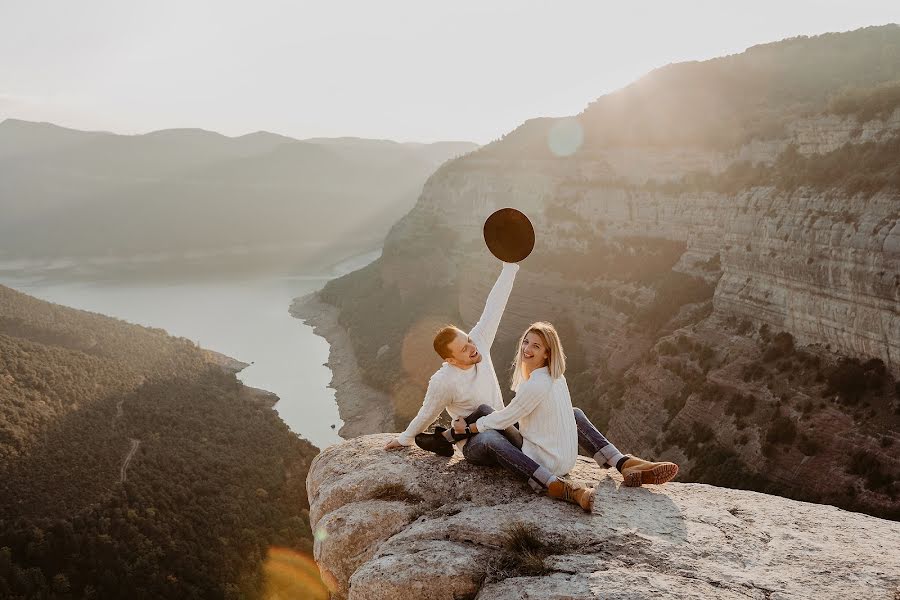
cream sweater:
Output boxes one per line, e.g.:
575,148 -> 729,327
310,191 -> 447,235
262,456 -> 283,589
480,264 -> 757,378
475,366 -> 578,476
397,262 -> 519,446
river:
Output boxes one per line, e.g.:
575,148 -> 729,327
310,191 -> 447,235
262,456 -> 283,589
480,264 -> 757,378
0,249 -> 381,448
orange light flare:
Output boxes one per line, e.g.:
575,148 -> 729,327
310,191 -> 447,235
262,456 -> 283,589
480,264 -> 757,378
401,315 -> 448,382
262,546 -> 330,600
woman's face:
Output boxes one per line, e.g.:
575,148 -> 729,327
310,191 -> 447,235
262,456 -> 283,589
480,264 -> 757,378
521,331 -> 549,371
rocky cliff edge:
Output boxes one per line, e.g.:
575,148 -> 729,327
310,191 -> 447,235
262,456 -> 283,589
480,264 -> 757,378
307,434 -> 900,599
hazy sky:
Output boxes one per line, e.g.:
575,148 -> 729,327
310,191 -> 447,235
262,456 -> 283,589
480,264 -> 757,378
2,1 -> 899,143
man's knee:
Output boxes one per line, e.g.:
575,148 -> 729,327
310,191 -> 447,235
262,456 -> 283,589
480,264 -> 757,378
466,403 -> 494,424
573,407 -> 585,418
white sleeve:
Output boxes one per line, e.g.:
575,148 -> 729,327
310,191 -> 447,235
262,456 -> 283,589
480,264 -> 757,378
397,373 -> 450,446
475,377 -> 547,432
468,262 -> 519,350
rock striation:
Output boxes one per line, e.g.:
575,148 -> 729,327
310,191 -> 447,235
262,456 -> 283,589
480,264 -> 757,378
308,435 -> 900,600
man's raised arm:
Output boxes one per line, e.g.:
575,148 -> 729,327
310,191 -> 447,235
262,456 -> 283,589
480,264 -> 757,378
468,262 -> 519,350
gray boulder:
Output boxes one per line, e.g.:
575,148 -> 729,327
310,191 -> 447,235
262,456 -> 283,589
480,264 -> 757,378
308,434 -> 900,599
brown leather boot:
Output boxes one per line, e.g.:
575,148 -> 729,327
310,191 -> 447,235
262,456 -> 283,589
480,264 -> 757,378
620,457 -> 679,487
546,479 -> 594,512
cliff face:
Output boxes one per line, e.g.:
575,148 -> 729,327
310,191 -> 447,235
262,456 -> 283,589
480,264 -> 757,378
311,27 -> 900,520
307,435 -> 900,600
386,109 -> 900,371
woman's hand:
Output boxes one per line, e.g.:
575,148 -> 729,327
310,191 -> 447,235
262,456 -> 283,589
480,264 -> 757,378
452,417 -> 478,435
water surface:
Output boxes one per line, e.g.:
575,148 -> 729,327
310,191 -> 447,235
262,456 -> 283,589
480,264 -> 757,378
1,250 -> 380,448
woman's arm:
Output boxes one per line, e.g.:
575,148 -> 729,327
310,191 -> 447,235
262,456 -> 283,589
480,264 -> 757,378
473,376 -> 548,432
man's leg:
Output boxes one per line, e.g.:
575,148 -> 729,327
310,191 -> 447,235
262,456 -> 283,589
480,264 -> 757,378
573,407 -> 679,487
462,428 -> 593,511
465,403 -> 523,448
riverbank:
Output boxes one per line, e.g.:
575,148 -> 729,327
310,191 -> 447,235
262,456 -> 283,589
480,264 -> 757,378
202,349 -> 281,409
289,291 -> 394,439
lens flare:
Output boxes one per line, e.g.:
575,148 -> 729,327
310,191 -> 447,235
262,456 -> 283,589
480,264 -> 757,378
262,546 -> 329,600
401,316 -> 447,381
548,118 -> 584,157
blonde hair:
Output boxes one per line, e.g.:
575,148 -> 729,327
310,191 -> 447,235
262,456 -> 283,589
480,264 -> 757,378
510,321 -> 566,391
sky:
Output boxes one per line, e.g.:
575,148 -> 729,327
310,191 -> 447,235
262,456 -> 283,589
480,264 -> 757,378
2,1 -> 899,143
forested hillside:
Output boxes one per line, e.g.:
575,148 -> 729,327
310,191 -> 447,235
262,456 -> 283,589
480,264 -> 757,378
0,284 -> 322,599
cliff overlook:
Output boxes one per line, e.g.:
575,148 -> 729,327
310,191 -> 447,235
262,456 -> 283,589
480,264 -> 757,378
300,25 -> 900,520
308,435 -> 900,599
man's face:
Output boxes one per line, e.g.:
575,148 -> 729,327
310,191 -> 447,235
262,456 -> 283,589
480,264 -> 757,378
445,331 -> 482,368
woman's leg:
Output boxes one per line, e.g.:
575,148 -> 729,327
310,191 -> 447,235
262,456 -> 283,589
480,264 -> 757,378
573,407 -> 628,469
462,429 -> 552,489
573,407 -> 679,487
462,429 -> 593,510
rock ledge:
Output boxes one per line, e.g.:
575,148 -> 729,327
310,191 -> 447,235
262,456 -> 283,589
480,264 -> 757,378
308,434 -> 900,599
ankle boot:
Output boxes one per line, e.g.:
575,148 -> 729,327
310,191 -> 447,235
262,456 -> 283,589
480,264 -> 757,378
546,479 -> 594,512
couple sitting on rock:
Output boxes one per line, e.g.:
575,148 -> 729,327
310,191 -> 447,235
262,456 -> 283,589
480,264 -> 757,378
385,261 -> 678,511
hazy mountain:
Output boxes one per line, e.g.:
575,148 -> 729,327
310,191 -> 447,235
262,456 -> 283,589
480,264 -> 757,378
0,120 -> 477,276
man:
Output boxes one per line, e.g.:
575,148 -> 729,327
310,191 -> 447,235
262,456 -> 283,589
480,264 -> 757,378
384,260 -> 519,451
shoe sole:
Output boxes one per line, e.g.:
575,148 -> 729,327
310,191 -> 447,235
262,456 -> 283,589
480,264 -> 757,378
622,463 -> 679,487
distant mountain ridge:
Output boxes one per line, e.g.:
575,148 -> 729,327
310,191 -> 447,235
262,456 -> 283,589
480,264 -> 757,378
0,119 -> 477,276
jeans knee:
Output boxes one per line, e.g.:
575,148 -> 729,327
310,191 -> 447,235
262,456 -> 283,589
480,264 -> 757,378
466,404 -> 495,425
479,429 -> 506,447
573,407 -> 585,420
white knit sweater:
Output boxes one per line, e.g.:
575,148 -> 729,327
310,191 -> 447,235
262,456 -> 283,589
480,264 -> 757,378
397,262 -> 519,446
475,366 -> 578,476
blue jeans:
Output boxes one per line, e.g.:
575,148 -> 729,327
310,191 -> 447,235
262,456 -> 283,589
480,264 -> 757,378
462,404 -> 553,489
573,407 -> 624,467
462,404 -> 625,489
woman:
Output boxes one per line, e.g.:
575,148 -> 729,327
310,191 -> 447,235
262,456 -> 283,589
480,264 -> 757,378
453,321 -> 678,511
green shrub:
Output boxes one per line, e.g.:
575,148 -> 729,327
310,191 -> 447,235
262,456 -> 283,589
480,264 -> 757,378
664,394 -> 687,419
766,415 -> 797,445
826,358 -> 868,403
725,394 -> 757,417
797,434 -> 821,456
847,451 -> 893,493
828,81 -> 900,122
763,331 -> 795,362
